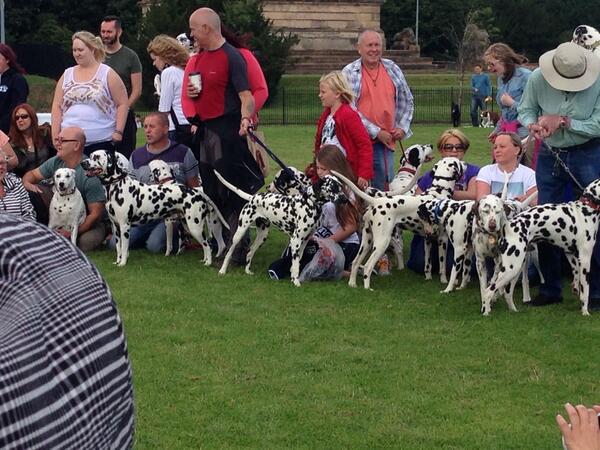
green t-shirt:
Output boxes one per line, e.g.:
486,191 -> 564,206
39,157 -> 106,205
104,45 -> 142,98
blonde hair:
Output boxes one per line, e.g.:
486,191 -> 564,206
319,71 -> 354,104
72,31 -> 106,62
437,128 -> 470,151
147,34 -> 189,69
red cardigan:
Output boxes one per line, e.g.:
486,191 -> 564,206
314,104 -> 373,180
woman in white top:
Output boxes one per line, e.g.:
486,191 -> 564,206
147,35 -> 192,145
51,31 -> 128,155
476,132 -> 537,201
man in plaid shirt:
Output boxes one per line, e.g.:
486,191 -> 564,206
342,29 -> 414,190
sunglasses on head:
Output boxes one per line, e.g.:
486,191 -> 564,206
15,114 -> 30,120
442,143 -> 466,151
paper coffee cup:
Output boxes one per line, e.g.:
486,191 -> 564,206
189,72 -> 202,92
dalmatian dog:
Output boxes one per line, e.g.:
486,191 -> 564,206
176,32 -> 195,54
267,167 -> 311,195
48,168 -> 86,246
389,144 -> 434,193
473,190 -> 540,313
148,159 -> 229,257
334,157 -> 466,290
482,178 -> 600,316
214,170 -> 347,286
572,25 -> 600,55
416,197 -> 475,293
82,150 -> 215,267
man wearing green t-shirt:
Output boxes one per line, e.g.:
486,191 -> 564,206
22,126 -> 107,251
101,15 -> 142,158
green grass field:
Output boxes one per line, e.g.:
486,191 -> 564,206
89,125 -> 600,449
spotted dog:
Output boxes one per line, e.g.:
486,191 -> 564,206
355,144 -> 433,270
82,150 -> 214,267
480,110 -> 499,128
482,179 -> 600,316
334,157 -> 466,290
389,144 -> 434,192
416,198 -> 475,293
148,159 -> 229,257
572,25 -> 600,55
267,167 -> 311,195
473,191 -> 540,313
48,168 -> 86,246
214,170 -> 346,286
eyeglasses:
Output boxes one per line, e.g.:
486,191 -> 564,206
441,143 -> 466,152
15,114 -> 30,120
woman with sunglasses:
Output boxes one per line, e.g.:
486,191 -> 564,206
407,128 -> 480,275
9,103 -> 55,178
484,43 -> 531,142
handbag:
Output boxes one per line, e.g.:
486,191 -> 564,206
169,109 -> 195,149
246,129 -> 269,177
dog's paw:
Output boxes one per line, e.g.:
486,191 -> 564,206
245,267 -> 254,275
292,279 -> 301,287
348,280 -> 357,288
218,268 -> 227,275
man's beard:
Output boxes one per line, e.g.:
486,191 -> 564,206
102,36 -> 117,46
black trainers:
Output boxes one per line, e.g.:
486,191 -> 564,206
529,294 -> 563,307
589,298 -> 600,312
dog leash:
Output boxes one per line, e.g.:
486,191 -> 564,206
543,141 -> 585,192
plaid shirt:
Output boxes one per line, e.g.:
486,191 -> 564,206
0,215 -> 134,449
342,58 -> 414,140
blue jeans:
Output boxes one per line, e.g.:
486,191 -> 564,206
107,220 -> 178,253
470,96 -> 486,127
372,142 -> 395,190
536,140 -> 600,299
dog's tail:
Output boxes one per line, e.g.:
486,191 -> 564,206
196,187 -> 230,230
500,170 -> 510,202
213,170 -> 253,202
330,170 -> 377,205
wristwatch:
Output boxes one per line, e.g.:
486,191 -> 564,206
559,116 -> 569,129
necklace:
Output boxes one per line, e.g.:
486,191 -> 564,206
363,63 -> 381,86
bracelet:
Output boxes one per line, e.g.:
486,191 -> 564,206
114,130 -> 124,136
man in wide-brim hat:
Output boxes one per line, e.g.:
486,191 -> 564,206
519,41 -> 600,311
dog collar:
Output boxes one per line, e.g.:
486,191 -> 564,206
158,177 -> 175,185
397,167 -> 416,175
580,195 -> 600,212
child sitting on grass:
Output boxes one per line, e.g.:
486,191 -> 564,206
268,145 -> 360,281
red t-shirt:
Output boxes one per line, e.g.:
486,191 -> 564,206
182,42 -> 249,121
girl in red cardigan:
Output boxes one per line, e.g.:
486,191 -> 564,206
315,71 -> 373,189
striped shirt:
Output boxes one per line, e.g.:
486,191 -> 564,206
0,215 -> 135,448
0,172 -> 35,220
342,58 -> 414,140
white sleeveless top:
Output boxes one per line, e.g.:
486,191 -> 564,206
61,64 -> 116,144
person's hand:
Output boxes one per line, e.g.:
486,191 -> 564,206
538,114 -> 564,137
500,92 -> 514,107
556,403 -> 600,450
391,128 -> 406,141
191,124 -> 198,134
487,131 -> 498,143
23,181 -> 42,194
239,117 -> 252,136
377,129 -> 394,148
357,177 -> 369,190
56,228 -> 72,239
111,130 -> 123,143
484,96 -> 493,103
528,122 -> 548,140
186,81 -> 200,98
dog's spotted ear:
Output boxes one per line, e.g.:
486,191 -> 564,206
503,204 -> 512,216
471,200 -> 480,218
407,147 -> 421,168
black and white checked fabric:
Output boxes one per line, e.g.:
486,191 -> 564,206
0,215 -> 134,449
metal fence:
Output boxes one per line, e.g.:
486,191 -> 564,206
259,86 -> 498,126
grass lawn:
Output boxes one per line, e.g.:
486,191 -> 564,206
90,125 -> 600,449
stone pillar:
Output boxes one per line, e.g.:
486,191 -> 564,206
262,0 -> 385,51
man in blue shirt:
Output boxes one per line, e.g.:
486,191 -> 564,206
470,63 -> 491,127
